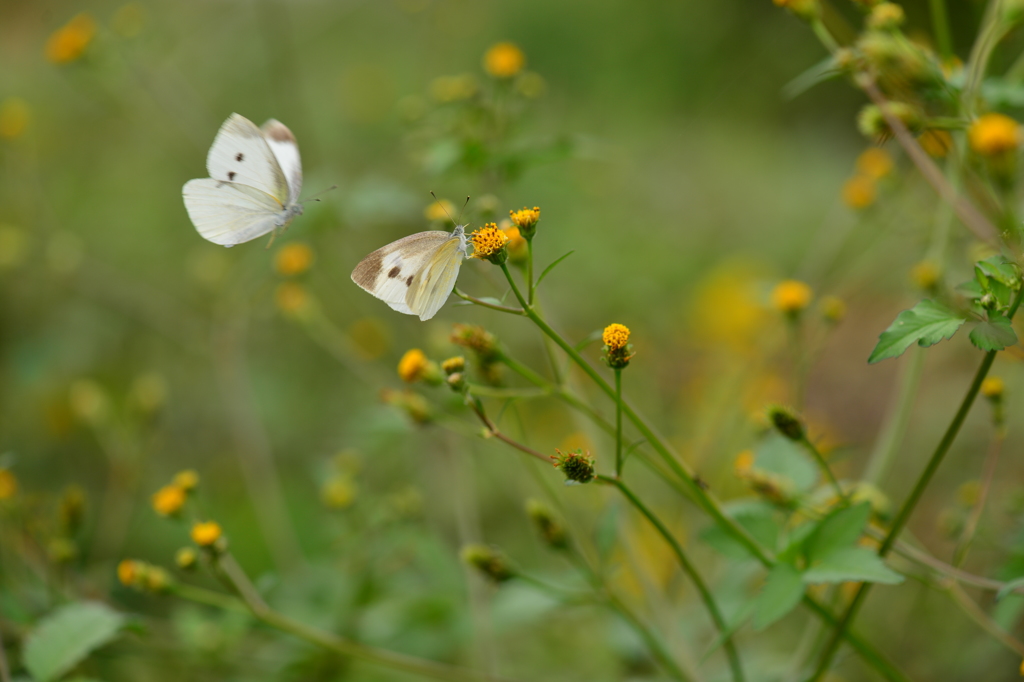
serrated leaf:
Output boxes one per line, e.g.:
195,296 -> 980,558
802,547 -> 904,585
969,313 -> 1018,351
753,563 -> 805,630
803,503 -> 872,563
535,251 -> 574,290
957,279 -> 986,300
23,601 -> 125,682
977,256 -> 1020,289
868,299 -> 967,364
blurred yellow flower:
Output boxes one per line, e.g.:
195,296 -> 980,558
771,280 -> 813,314
842,175 -> 877,209
275,282 -> 310,315
173,469 -> 199,491
918,129 -> 952,157
45,13 -> 97,64
191,521 -> 222,546
503,225 -> 528,262
425,198 -> 455,222
956,480 -> 981,507
910,260 -> 940,290
516,72 -> 546,98
112,3 -> 145,38
0,98 -> 30,139
151,484 -> 186,516
69,379 -> 110,424
274,242 -> 314,276
0,468 -> 17,500
429,74 -> 478,102
441,356 -> 465,374
821,295 -> 847,323
175,547 -> 197,570
855,148 -> 893,179
469,223 -> 509,259
484,42 -> 525,78
397,348 -> 429,383
602,323 -> 630,351
349,317 -> 390,360
733,450 -> 755,476
866,2 -> 905,30
322,476 -> 357,509
117,559 -> 139,586
981,376 -> 1005,398
969,114 -> 1021,156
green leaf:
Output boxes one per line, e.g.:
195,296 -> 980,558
700,500 -> 779,560
802,547 -> 904,585
957,279 -> 986,300
782,55 -> 841,100
573,329 -> 603,353
23,602 -> 125,682
969,313 -> 1018,351
803,503 -> 872,563
753,563 -> 806,630
977,256 -> 1020,289
868,299 -> 967,364
535,251 -> 575,290
755,433 -> 818,493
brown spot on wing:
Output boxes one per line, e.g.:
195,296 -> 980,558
261,119 -> 297,143
388,266 -> 401,278
235,153 -> 244,162
405,275 -> 414,287
351,249 -> 384,289
227,171 -> 236,180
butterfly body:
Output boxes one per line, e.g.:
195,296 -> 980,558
351,225 -> 468,321
183,113 -> 303,247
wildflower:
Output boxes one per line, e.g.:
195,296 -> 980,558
866,2 -> 905,30
957,480 -> 981,507
45,13 -> 97,64
173,469 -> 199,491
397,348 -> 442,384
981,376 -> 1005,399
321,476 -> 357,509
734,450 -> 755,476
525,499 -> 569,549
918,129 -> 952,157
483,42 -> 525,79
143,566 -> 171,592
446,372 -> 466,392
469,223 -> 509,264
508,206 -> 540,239
856,148 -> 894,179
602,323 -> 635,369
516,72 -> 546,98
151,484 -> 186,517
820,296 -> 847,323
0,468 -> 16,500
503,226 -> 528,263
175,547 -> 198,570
117,559 -> 140,587
842,175 -> 877,209
425,198 -> 456,222
381,388 -> 432,424
461,544 -> 514,582
274,242 -> 314,276
969,114 -> 1021,156
771,280 -> 813,316
768,405 -> 805,441
910,260 -> 940,291
551,448 -> 596,484
441,356 -> 465,375
772,0 -> 820,20
451,324 -> 500,364
275,282 -> 310,316
0,98 -> 30,139
191,521 -> 223,547
857,102 -> 923,140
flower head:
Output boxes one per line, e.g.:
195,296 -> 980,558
46,14 -> 97,64
461,544 -> 514,582
0,98 -> 30,140
0,468 -> 17,500
856,148 -> 894,179
175,547 -> 197,570
151,484 -> 186,517
425,198 -> 455,222
483,42 -> 525,79
173,469 -> 199,491
191,521 -> 223,547
771,280 -> 813,316
398,349 -> 429,383
275,282 -> 310,316
866,2 -> 905,30
274,242 -> 314,276
503,226 -> 528,263
602,323 -> 635,369
910,261 -> 940,291
469,223 -> 510,264
858,102 -> 923,140
117,559 -> 140,587
441,356 -> 465,375
734,450 -> 755,476
842,176 -> 877,209
551,448 -> 596,484
525,499 -> 568,549
768,405 -> 805,441
820,296 -> 847,323
508,206 -> 540,238
969,114 -> 1022,156
981,376 -> 1005,399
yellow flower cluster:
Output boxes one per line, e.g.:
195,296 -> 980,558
981,376 -> 1005,399
425,198 -> 455,221
469,223 -> 509,260
842,148 -> 893,210
151,484 -> 186,517
483,42 -> 525,79
191,521 -> 222,547
397,348 -> 429,383
602,323 -> 630,351
117,559 -> 170,592
771,280 -> 813,315
842,175 -> 877,210
509,206 -> 540,232
910,261 -> 940,290
274,242 -> 314,276
969,113 -> 1021,156
46,14 -> 97,65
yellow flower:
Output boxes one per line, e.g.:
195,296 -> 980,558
957,480 -> 981,507
151,484 -> 186,517
175,547 -> 197,570
469,223 -> 509,262
398,348 -> 429,383
0,98 -> 30,139
275,282 -> 310,315
842,175 -> 877,209
771,280 -> 813,314
503,226 -> 528,262
918,129 -> 952,158
45,13 -> 97,65
855,148 -> 893,179
321,476 -> 357,509
274,242 -> 314,276
117,559 -> 139,586
173,469 -> 199,491
508,206 -> 540,233
969,114 -> 1022,156
821,296 -> 847,323
425,198 -> 455,221
483,42 -> 525,78
191,521 -> 222,547
602,323 -> 631,351
866,2 -> 905,30
441,356 -> 466,374
910,260 -> 940,290
981,376 -> 1005,399
0,468 -> 17,500
734,450 -> 755,476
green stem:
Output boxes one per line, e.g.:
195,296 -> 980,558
454,288 -> 525,315
800,435 -> 845,502
810,19 -> 839,53
526,238 -> 535,306
597,475 -> 745,682
863,349 -> 925,484
953,426 -> 1004,567
928,0 -> 954,62
615,369 -> 624,477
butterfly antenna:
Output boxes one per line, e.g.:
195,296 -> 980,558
430,191 -> 471,228
457,196 -> 470,225
300,185 -> 339,204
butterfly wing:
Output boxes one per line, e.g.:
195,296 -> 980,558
182,178 -> 285,246
351,231 -> 453,315
206,113 -> 290,205
261,119 -> 303,204
407,236 -> 465,321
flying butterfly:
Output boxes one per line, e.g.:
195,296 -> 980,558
182,113 -> 304,247
351,197 -> 470,321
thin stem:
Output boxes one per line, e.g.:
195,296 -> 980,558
597,475 -> 745,682
810,19 -> 839,53
454,288 -> 525,315
526,238 -> 535,306
465,384 -> 549,399
614,369 -> 624,477
864,349 -> 925,484
947,582 -> 1024,657
467,396 -> 550,463
800,436 -> 845,502
928,0 -> 954,62
954,426 -> 1004,566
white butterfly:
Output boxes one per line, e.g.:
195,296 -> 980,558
182,113 -> 303,247
351,224 -> 469,321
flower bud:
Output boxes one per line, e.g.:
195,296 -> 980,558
175,547 -> 198,571
508,206 -> 541,240
768,405 -> 805,441
550,448 -> 596,484
461,544 -> 514,582
525,499 -> 569,549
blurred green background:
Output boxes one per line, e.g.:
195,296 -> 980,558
4,0 -> 1024,680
